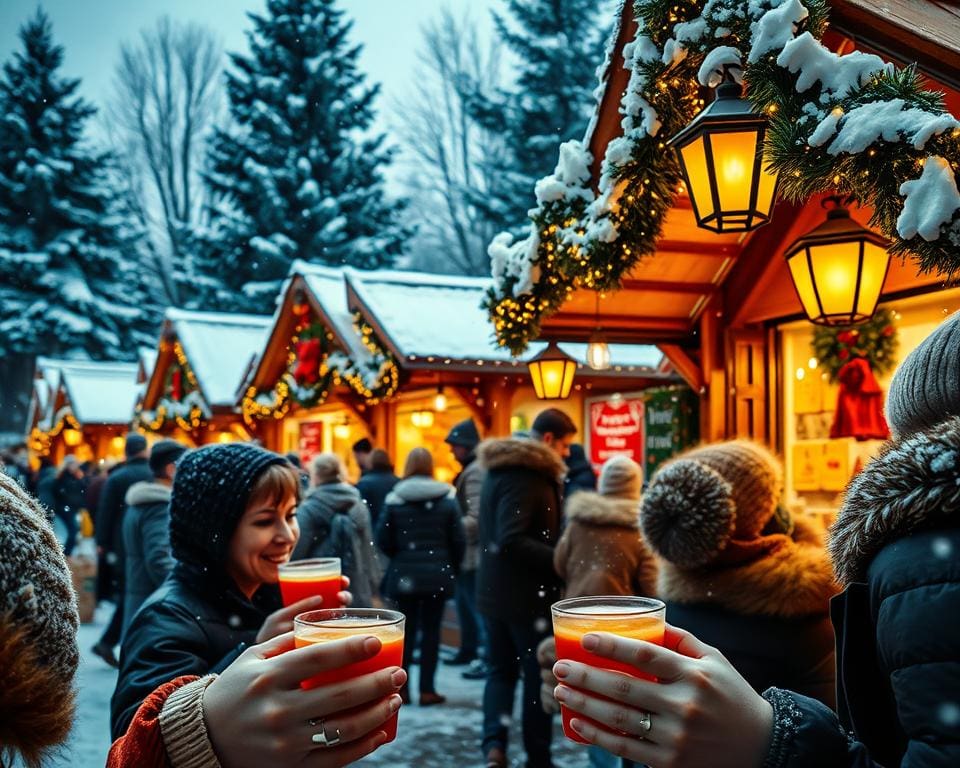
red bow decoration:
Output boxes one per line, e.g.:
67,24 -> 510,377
293,338 -> 322,385
171,369 -> 183,402
830,357 -> 890,441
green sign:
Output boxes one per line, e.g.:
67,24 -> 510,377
643,387 -> 699,477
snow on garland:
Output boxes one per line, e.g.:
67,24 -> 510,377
486,0 -> 960,355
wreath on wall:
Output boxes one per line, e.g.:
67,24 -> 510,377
812,307 -> 899,384
486,0 -> 960,355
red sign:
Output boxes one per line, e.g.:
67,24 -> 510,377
587,395 -> 645,471
298,421 -> 324,467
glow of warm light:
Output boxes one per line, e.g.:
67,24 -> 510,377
110,435 -> 125,453
333,421 -> 351,440
216,432 -> 235,444
63,428 -> 82,447
434,389 -> 448,412
586,336 -> 611,371
808,357 -> 818,369
411,410 -> 435,429
796,368 -> 806,381
527,342 -> 577,400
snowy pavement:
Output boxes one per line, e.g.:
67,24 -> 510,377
51,606 -> 588,768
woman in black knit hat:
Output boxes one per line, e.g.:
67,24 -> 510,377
111,443 -> 351,738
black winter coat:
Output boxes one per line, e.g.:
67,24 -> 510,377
768,420 -> 960,768
96,457 -> 152,559
376,477 -> 465,599
476,438 -> 566,624
121,481 -> 174,635
564,444 -> 596,497
356,469 -> 400,530
110,562 -> 279,739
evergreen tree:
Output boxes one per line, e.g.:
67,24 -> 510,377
0,10 -> 156,360
469,0 -> 609,236
200,0 -> 409,310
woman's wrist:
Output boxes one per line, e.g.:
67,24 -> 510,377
159,675 -> 222,768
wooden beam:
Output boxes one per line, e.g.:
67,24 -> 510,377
620,279 -> 718,295
655,239 -> 739,257
657,344 -> 703,391
452,385 -> 491,432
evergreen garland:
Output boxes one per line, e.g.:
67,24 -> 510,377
812,308 -> 899,383
486,0 -> 960,354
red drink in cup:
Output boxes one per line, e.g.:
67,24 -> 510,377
278,558 -> 342,608
294,609 -> 406,743
552,596 -> 666,744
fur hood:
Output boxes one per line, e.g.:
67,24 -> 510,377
830,416 -> 960,586
477,437 -> 566,482
386,476 -> 455,504
658,516 -> 837,618
125,480 -> 172,507
565,491 -> 640,529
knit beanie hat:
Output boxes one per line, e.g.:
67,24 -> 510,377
886,310 -> 960,439
0,472 -> 79,765
445,418 -> 481,450
149,439 -> 188,476
170,443 -> 289,568
597,455 -> 642,500
641,441 -> 782,569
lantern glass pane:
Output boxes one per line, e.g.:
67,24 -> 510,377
787,249 -> 821,320
808,242 -> 864,317
561,359 -> 577,398
755,156 -> 778,218
539,359 -> 567,399
679,136 -> 714,222
709,129 -> 760,215
529,360 -> 546,399
855,242 -> 890,318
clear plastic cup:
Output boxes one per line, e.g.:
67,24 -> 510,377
278,557 -> 341,607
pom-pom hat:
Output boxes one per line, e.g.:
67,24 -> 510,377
641,441 -> 782,569
170,443 -> 289,568
597,455 -> 643,501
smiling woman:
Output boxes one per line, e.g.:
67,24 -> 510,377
109,443 -> 348,740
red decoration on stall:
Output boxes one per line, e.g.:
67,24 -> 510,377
171,369 -> 183,402
293,338 -> 322,385
829,357 -> 890,441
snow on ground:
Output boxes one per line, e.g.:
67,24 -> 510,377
50,605 -> 587,768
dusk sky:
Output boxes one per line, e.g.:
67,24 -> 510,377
0,0 -> 499,135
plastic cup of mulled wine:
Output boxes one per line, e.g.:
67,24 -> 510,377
278,558 -> 342,607
294,608 -> 406,743
551,596 -> 666,744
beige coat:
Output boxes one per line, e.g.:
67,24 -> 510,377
554,491 -> 658,599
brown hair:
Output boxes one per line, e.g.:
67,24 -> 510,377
310,452 -> 345,485
370,448 -> 393,472
403,447 -> 434,479
245,462 -> 302,511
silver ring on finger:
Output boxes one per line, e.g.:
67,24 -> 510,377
309,718 -> 342,747
638,710 -> 652,735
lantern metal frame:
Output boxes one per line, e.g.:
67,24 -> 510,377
667,74 -> 779,233
784,196 -> 891,326
527,341 -> 578,401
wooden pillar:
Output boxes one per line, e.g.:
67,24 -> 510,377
725,325 -> 768,442
700,300 -> 727,442
485,380 -> 516,438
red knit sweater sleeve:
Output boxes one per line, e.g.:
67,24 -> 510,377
106,675 -> 199,768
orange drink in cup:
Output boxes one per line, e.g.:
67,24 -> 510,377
294,609 -> 406,743
552,596 -> 666,744
278,558 -> 342,608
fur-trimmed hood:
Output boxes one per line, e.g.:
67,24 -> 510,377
477,437 -> 566,482
657,516 -> 837,618
125,480 -> 172,507
830,416 -> 960,586
386,476 -> 455,504
565,491 -> 640,529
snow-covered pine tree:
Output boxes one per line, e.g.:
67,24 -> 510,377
0,9 -> 156,361
468,0 -> 609,237
200,0 -> 410,311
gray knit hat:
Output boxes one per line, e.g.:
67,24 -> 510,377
598,455 -> 643,500
886,310 -> 960,439
0,472 -> 79,765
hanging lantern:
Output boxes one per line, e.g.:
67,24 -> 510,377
333,419 -> 351,440
411,410 -> 435,429
668,74 -> 778,233
434,386 -> 448,412
63,428 -> 82,447
528,341 -> 577,400
586,328 -> 611,371
785,197 -> 890,326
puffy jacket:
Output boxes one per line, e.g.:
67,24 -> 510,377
453,455 -> 484,571
96,457 -> 152,560
376,476 -> 465,599
110,562 -> 279,740
476,438 -> 566,624
355,469 -> 400,531
765,420 -> 960,767
121,481 -> 174,635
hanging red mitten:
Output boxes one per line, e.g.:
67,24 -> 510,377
293,338 -> 322,386
830,357 -> 890,441
170,368 -> 183,402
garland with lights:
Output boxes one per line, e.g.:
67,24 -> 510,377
242,310 -> 400,423
487,0 -> 960,354
28,409 -> 82,456
136,342 -> 209,433
812,307 -> 899,384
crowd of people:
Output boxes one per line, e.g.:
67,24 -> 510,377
2,312 -> 960,768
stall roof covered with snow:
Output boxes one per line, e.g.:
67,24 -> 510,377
31,359 -> 139,429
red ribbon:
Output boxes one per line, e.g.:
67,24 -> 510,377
830,357 -> 889,441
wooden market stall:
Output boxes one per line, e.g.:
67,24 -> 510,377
492,0 -> 960,519
137,309 -> 270,446
28,359 -> 139,464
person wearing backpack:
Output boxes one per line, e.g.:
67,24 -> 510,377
377,448 -> 465,706
292,453 -> 380,607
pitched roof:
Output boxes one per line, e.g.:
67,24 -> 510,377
34,359 -> 139,426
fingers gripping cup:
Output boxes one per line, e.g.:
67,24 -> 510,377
278,558 -> 342,607
294,609 -> 406,743
551,596 -> 666,744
